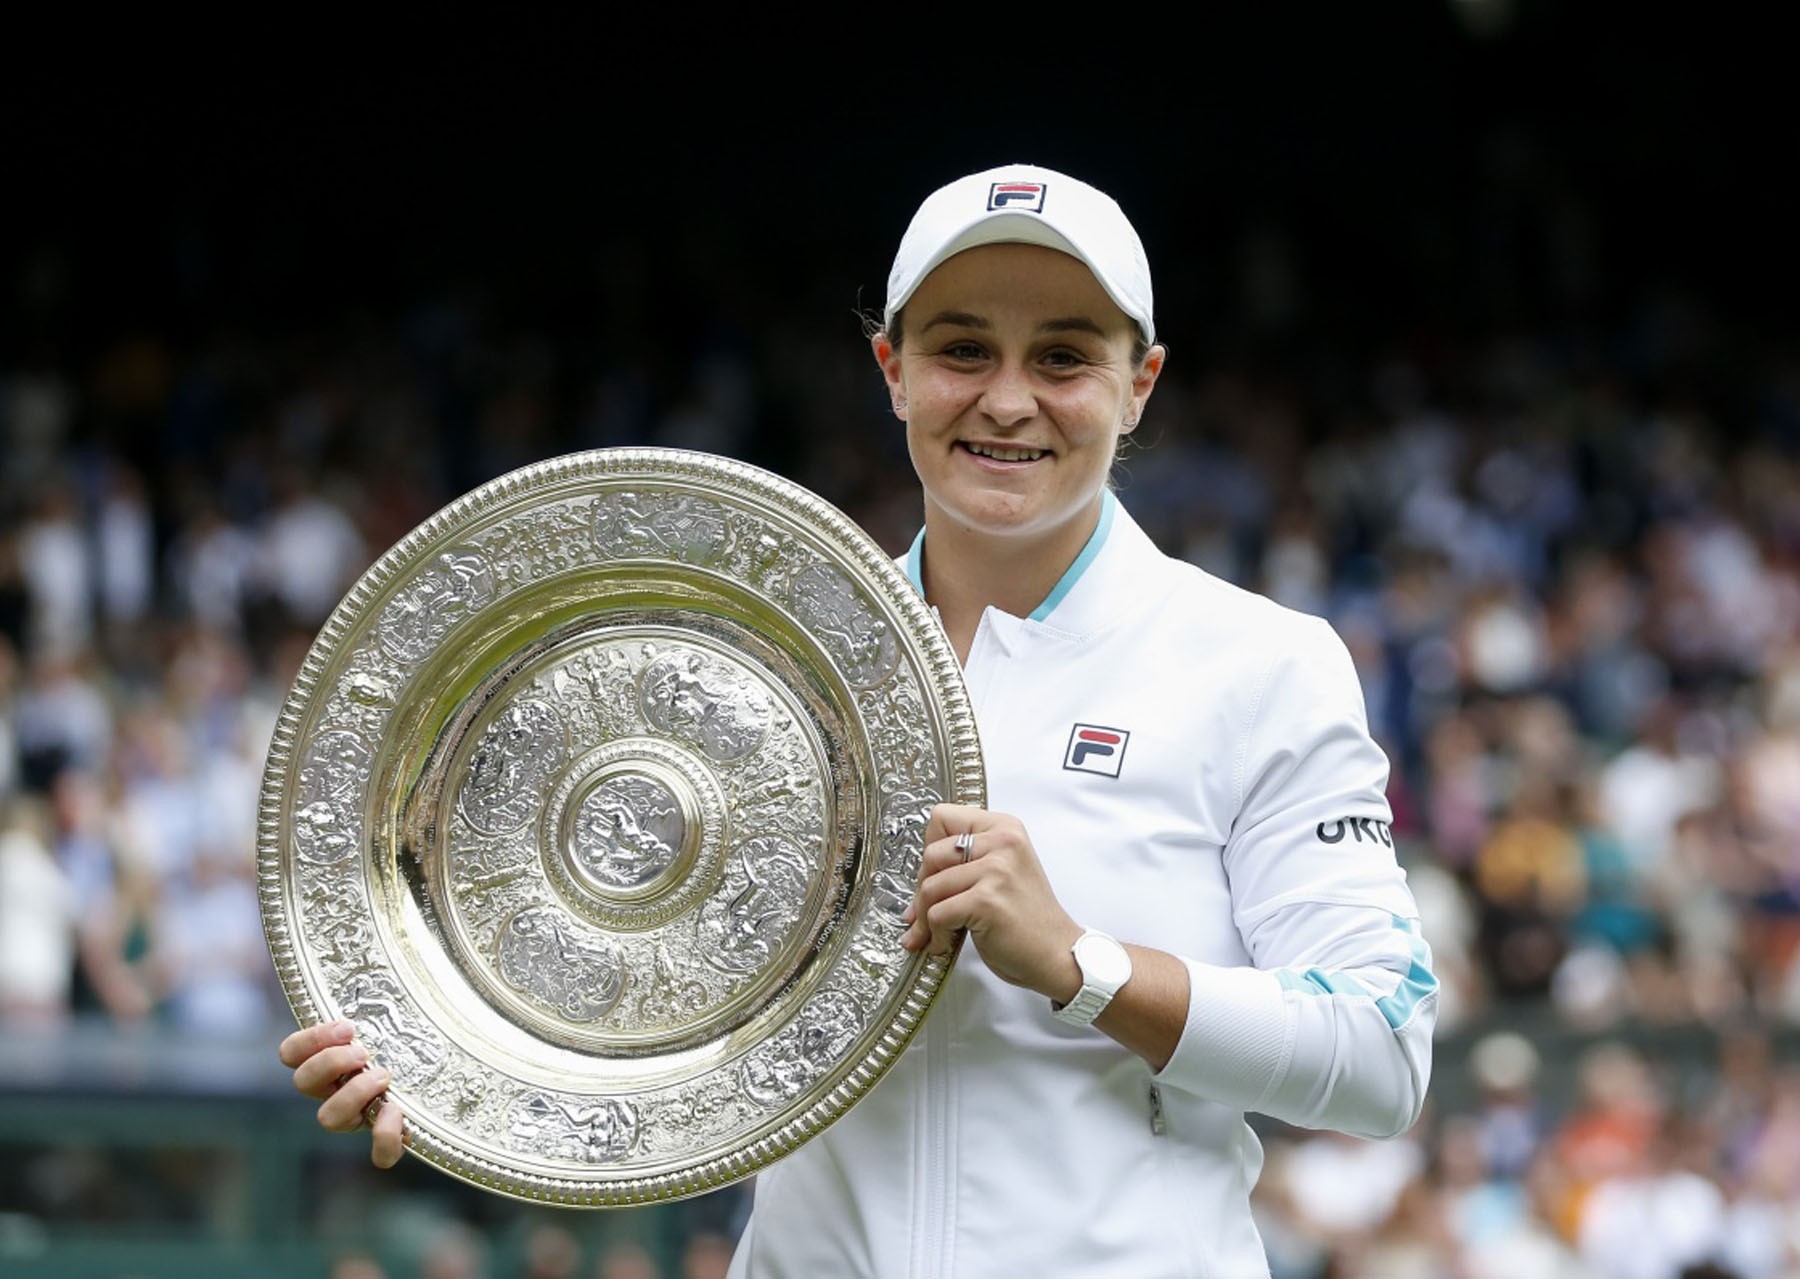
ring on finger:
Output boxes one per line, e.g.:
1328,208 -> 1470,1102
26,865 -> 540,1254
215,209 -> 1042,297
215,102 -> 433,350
955,830 -> 975,863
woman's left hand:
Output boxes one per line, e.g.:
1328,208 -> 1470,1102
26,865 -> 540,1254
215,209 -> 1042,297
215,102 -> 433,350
902,803 -> 1082,999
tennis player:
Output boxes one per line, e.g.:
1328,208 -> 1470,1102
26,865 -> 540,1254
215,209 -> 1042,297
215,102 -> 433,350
283,162 -> 1436,1279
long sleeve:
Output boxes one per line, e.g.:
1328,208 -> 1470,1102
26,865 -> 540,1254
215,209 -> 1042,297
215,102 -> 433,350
1153,615 -> 1437,1140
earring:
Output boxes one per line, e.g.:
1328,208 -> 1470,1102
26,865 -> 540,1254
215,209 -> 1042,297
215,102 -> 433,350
1122,415 -> 1139,428
893,397 -> 908,420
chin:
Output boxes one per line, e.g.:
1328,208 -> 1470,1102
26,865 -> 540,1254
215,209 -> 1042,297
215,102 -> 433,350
957,507 -> 1061,542
941,490 -> 1031,526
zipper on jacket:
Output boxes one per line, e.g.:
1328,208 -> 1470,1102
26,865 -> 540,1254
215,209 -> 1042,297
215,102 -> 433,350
1148,1082 -> 1167,1136
910,615 -> 993,1278
910,980 -> 957,1279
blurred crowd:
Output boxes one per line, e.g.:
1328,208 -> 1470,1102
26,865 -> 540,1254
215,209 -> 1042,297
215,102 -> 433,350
1256,1025 -> 1800,1279
3,268 -> 1799,1277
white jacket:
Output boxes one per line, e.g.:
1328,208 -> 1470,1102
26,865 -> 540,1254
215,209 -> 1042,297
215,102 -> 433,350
729,494 -> 1436,1279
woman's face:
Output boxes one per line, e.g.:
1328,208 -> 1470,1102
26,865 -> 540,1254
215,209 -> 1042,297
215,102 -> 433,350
875,243 -> 1162,551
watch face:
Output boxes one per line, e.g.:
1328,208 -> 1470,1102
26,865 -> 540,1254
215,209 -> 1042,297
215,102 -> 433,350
1075,932 -> 1131,986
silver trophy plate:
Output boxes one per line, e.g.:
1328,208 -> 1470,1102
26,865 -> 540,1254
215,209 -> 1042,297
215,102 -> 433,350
258,448 -> 983,1205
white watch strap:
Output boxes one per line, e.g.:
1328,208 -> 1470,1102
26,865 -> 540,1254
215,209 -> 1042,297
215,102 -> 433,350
1051,930 -> 1129,1027
1054,983 -> 1115,1026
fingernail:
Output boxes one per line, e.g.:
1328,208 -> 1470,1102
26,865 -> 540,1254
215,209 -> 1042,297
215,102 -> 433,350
331,1019 -> 355,1038
901,906 -> 916,924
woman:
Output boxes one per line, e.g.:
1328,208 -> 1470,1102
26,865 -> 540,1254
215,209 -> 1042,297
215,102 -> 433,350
283,163 -> 1435,1278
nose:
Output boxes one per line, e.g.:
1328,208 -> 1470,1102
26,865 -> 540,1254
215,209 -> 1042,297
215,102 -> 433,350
978,360 -> 1036,428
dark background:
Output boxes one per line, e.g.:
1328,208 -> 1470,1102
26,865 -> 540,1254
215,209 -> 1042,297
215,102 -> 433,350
9,7 -> 1793,397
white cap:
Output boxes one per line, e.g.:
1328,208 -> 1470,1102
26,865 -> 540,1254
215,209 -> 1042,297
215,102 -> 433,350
884,163 -> 1155,346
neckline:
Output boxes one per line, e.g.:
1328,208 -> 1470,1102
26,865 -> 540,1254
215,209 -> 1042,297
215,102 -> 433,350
903,490 -> 1118,623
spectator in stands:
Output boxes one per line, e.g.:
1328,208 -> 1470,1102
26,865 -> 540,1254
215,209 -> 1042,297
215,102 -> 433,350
1577,1107 -> 1731,1279
593,1239 -> 659,1279
1598,695 -> 1723,882
16,478 -> 92,659
151,836 -> 276,1034
419,1220 -> 489,1279
0,633 -> 20,800
328,1253 -> 389,1279
0,793 -> 75,1024
166,497 -> 260,635
253,460 -> 366,628
680,1232 -> 733,1279
1471,773 -> 1587,1000
519,1223 -> 581,1279
92,459 -> 155,663
50,767 -> 154,1021
10,645 -> 112,789
1265,1125 -> 1427,1261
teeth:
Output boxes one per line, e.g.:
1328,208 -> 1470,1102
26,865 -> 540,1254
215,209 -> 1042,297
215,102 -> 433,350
966,443 -> 1044,462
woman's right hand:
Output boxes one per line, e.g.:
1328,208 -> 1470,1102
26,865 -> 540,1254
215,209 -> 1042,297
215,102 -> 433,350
278,1019 -> 406,1168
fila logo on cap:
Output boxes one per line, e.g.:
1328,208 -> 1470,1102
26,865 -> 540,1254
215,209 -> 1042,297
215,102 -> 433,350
988,181 -> 1046,213
1063,724 -> 1129,778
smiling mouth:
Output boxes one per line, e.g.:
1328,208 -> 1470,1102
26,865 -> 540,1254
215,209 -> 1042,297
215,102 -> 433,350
960,442 -> 1046,462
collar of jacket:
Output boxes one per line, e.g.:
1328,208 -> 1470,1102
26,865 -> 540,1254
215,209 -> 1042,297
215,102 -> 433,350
903,490 -> 1164,642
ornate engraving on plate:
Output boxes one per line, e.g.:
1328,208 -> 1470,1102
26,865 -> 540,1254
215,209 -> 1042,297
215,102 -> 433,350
592,491 -> 728,565
476,502 -> 596,595
431,638 -> 833,1049
862,680 -> 938,794
698,836 -> 814,974
495,907 -> 627,1023
342,669 -> 397,707
633,942 -> 710,1024
293,730 -> 372,865
509,1093 -> 639,1165
531,728 -> 734,936
720,511 -> 816,599
340,969 -> 446,1088
741,989 -> 866,1107
377,548 -> 496,663
643,1076 -> 753,1156
436,1058 -> 496,1126
639,650 -> 770,762
786,563 -> 899,688
873,789 -> 938,919
293,800 -> 355,866
304,881 -> 379,970
571,774 -> 685,889
458,699 -> 569,835
449,837 -> 536,908
260,448 -> 982,1207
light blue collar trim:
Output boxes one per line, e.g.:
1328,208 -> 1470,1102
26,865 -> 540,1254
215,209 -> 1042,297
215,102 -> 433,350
1028,490 -> 1116,622
905,526 -> 926,597
903,490 -> 1117,620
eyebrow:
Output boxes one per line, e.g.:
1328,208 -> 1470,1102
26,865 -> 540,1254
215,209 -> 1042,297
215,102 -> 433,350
917,312 -> 1112,339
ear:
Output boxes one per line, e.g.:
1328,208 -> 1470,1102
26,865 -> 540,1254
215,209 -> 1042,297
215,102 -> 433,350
872,333 -> 907,420
1122,343 -> 1166,436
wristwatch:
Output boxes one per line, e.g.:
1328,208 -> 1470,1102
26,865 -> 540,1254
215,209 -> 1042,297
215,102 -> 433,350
1051,929 -> 1132,1026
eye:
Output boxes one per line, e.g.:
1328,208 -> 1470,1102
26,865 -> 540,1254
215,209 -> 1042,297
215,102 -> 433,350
938,340 -> 987,363
1040,347 -> 1089,371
